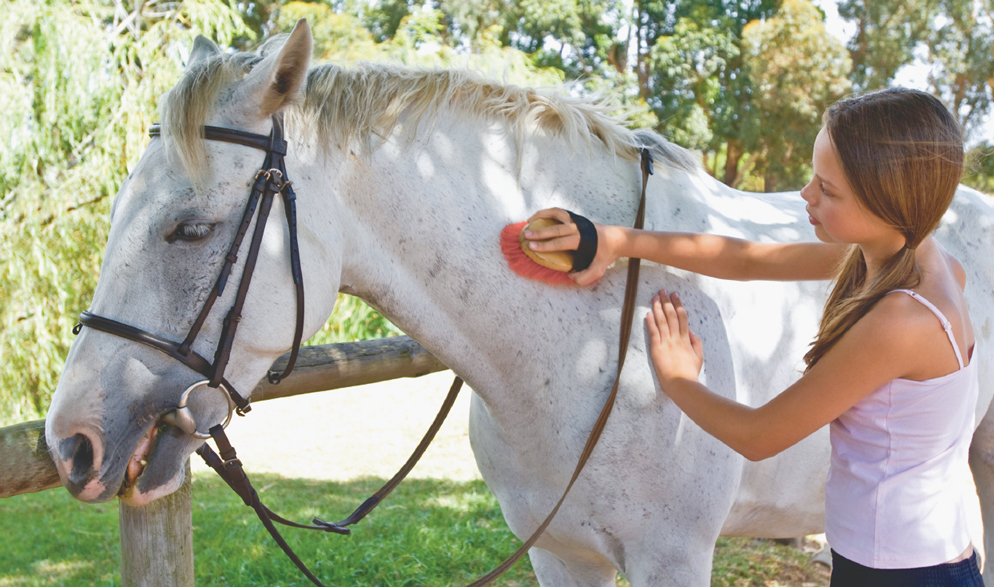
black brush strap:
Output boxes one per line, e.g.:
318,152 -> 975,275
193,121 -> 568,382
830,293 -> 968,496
566,211 -> 598,272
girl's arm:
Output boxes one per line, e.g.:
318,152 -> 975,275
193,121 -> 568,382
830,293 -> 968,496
646,290 -> 929,461
522,208 -> 846,287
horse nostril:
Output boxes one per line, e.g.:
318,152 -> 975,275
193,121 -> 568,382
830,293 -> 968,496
60,433 -> 97,483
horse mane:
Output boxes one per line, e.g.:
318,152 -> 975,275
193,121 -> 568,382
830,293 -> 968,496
161,36 -> 699,180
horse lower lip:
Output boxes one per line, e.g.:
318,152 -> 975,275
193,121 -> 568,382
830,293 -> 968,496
126,426 -> 158,486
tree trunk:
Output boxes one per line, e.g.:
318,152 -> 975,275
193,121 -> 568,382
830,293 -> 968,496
764,169 -> 779,193
635,1 -> 649,98
724,140 -> 744,186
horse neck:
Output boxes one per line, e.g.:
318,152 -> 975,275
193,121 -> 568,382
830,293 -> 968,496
330,114 -> 645,399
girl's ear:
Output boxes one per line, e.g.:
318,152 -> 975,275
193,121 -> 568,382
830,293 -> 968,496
237,19 -> 312,117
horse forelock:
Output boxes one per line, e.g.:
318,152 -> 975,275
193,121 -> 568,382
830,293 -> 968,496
160,38 -> 699,181
159,49 -> 263,183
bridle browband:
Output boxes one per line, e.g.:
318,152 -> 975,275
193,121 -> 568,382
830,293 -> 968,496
73,115 -> 655,587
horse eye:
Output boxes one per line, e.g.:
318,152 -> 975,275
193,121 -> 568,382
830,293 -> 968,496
168,222 -> 216,243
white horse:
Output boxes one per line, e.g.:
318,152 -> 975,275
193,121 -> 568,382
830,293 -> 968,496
45,21 -> 994,586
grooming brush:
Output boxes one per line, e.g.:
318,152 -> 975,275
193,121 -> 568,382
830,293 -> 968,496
500,217 -> 579,287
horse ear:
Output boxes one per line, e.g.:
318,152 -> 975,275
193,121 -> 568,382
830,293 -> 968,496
188,35 -> 221,68
241,19 -> 312,117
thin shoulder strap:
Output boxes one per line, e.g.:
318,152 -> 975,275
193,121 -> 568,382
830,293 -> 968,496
890,289 -> 965,369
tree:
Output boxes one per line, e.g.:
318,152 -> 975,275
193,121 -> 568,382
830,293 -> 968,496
649,17 -> 739,151
838,0 -> 994,142
839,0 -> 938,92
964,142 -> 994,194
742,0 -> 852,191
923,1 -> 994,137
277,2 -> 381,60
0,0 -> 248,423
635,0 -> 779,185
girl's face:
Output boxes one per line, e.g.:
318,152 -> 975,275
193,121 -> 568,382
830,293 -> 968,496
800,128 -> 899,248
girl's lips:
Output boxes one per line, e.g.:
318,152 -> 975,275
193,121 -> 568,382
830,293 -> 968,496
809,215 -> 820,225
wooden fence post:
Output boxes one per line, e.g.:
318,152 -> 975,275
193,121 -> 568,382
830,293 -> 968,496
119,460 -> 195,587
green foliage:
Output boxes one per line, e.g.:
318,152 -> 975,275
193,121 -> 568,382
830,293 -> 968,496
276,1 -> 565,86
741,0 -> 852,191
964,143 -> 994,195
839,0 -> 936,92
0,475 -> 539,586
711,537 -> 829,586
650,18 -> 739,150
278,2 -> 381,61
839,0 -> 994,137
1,0 -> 249,424
923,1 -> 994,136
305,294 -> 403,345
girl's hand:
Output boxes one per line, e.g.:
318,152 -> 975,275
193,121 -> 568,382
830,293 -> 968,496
522,207 -> 619,287
646,290 -> 704,387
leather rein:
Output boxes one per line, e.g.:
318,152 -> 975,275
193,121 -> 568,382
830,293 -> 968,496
73,114 -> 654,587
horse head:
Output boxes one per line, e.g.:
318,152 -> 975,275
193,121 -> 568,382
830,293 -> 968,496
45,21 -> 331,505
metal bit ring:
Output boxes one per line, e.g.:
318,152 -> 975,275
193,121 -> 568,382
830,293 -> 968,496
162,380 -> 236,439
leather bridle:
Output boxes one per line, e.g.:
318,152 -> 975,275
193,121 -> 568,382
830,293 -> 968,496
73,115 -> 655,587
75,115 -> 307,430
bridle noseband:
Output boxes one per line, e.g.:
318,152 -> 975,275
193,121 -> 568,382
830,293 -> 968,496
75,115 -> 306,433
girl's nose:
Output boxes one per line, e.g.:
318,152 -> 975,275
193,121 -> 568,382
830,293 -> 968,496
799,180 -> 816,204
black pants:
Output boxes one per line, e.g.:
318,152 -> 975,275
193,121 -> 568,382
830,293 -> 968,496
831,550 -> 984,587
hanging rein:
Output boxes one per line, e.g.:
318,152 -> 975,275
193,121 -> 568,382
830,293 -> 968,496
73,114 -> 654,587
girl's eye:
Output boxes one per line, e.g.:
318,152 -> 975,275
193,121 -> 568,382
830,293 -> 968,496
168,222 -> 215,242
820,182 -> 832,197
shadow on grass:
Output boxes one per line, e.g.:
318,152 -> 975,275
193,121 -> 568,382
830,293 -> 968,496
191,474 -> 537,587
0,474 -> 536,587
0,474 -> 828,587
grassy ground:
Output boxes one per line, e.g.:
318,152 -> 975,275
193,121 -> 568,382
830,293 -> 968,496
1,373 -> 831,586
0,473 -> 828,587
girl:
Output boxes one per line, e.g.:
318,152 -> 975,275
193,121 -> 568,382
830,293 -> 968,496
524,88 -> 982,586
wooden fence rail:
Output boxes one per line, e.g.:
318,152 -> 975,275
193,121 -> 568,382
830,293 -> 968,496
0,335 -> 446,587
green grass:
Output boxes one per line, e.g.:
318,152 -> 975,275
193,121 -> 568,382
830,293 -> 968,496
712,538 -> 828,587
0,475 -> 827,587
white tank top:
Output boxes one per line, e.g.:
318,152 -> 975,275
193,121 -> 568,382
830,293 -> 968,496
824,289 -> 979,569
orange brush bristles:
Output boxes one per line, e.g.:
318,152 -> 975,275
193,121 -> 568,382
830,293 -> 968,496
500,222 -> 578,287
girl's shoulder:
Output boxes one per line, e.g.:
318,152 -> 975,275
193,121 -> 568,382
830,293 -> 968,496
862,294 -> 957,381
868,265 -> 972,380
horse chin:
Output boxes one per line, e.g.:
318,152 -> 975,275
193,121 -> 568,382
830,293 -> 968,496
119,470 -> 185,507
117,424 -> 192,506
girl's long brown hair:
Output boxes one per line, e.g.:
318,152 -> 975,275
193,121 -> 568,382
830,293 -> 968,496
803,89 -> 964,371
